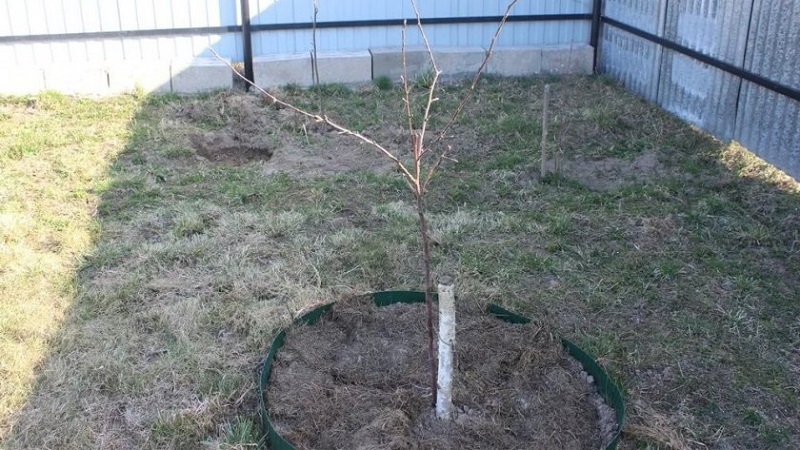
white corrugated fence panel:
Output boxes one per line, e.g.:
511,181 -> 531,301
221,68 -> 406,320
249,0 -> 591,24
657,0 -> 754,140
599,25 -> 659,101
3,0 -> 594,64
599,0 -> 667,101
2,0 -> 596,95
734,0 -> 800,179
249,0 -> 591,56
0,0 -> 12,36
603,0 -> 666,35
0,0 -> 242,65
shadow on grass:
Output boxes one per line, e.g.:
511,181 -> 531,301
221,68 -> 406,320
2,90 -> 269,449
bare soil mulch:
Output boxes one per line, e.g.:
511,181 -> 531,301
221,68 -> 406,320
266,297 -> 617,450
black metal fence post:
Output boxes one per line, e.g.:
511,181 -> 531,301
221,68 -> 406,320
654,0 -> 669,102
732,0 -> 759,138
590,0 -> 603,73
240,0 -> 255,88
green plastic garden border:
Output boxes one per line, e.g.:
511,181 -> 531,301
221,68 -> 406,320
259,292 -> 625,449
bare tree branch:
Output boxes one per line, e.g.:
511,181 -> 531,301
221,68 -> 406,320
311,0 -> 320,87
423,145 -> 453,190
409,0 -> 441,160
401,22 -> 416,150
429,0 -> 522,149
209,48 -> 416,184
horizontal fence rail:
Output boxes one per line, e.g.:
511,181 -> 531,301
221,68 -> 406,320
0,15 -> 593,44
597,0 -> 799,179
601,17 -> 800,103
248,14 -> 593,32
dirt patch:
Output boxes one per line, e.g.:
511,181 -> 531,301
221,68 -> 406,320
559,152 -> 665,191
266,297 -> 617,449
175,92 -> 396,174
259,135 -> 397,177
629,216 -> 682,253
188,131 -> 275,165
178,94 -> 277,165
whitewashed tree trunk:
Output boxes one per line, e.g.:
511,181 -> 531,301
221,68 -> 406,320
436,275 -> 456,420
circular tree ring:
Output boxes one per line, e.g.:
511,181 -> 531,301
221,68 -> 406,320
259,291 -> 625,449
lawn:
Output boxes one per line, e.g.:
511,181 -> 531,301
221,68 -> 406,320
1,76 -> 798,449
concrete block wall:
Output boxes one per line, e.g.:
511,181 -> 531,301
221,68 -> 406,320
171,59 -> 233,93
371,45 -> 593,82
254,53 -> 313,88
434,47 -> 486,79
0,69 -> 47,96
316,51 -> 372,85
542,44 -> 594,75
107,62 -> 173,94
369,47 -> 433,81
42,65 -> 109,96
0,46 -> 592,96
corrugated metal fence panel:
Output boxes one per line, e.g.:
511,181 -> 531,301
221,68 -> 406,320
2,0 -> 593,63
657,0 -> 754,141
249,1 -> 591,23
603,0 -> 666,34
250,0 -> 592,56
734,0 -> 800,178
599,0 -> 798,178
0,0 -> 241,64
599,0 -> 667,101
0,2 -> 9,63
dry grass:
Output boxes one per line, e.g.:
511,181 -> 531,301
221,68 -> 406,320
0,91 -> 140,439
1,77 -> 798,449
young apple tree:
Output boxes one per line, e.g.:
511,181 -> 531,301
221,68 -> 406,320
213,0 -> 520,419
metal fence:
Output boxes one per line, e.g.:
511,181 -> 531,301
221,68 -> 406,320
0,0 -> 241,64
598,0 -> 800,179
0,0 -> 592,65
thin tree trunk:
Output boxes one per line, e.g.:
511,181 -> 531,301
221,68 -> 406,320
415,191 -> 437,406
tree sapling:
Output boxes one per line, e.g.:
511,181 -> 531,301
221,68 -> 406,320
212,0 -> 520,418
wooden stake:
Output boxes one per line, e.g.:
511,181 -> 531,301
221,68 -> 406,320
541,84 -> 551,179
